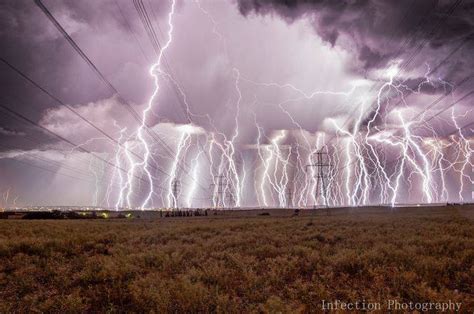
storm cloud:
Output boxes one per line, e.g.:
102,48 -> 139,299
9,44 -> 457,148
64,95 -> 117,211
237,0 -> 474,74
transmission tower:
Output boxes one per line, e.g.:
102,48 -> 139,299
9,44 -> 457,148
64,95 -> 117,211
210,175 -> 227,209
305,149 -> 330,209
226,190 -> 235,209
171,179 -> 180,210
469,164 -> 474,202
285,187 -> 293,208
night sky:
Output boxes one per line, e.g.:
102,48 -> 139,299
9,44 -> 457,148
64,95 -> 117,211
0,0 -> 473,208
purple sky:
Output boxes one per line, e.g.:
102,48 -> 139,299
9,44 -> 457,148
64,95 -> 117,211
0,0 -> 473,208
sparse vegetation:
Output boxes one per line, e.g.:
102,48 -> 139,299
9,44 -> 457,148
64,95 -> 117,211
0,207 -> 472,312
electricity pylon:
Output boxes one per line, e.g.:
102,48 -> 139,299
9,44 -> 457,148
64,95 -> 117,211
305,149 -> 330,210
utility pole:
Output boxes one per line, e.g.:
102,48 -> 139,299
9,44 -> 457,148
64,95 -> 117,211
305,149 -> 330,211
171,179 -> 180,210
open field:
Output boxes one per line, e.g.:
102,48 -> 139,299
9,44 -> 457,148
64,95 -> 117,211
0,206 -> 473,312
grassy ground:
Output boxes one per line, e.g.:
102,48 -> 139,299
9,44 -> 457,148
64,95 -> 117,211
0,206 -> 473,312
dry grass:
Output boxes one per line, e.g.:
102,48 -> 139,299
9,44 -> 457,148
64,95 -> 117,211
0,207 -> 473,312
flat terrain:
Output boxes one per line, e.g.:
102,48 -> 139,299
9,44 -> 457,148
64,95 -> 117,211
0,206 -> 473,312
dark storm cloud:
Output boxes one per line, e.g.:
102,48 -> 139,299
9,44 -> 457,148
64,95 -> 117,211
236,0 -> 474,135
236,0 -> 474,72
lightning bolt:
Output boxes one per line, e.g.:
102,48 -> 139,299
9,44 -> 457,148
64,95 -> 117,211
133,0 -> 177,210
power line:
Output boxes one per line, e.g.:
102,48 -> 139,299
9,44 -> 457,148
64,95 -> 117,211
324,0 -> 468,151
0,103 -> 162,189
31,0 -> 208,193
4,156 -> 95,183
34,0 -> 173,153
0,57 -> 173,178
0,141 -> 104,184
113,0 -> 150,64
